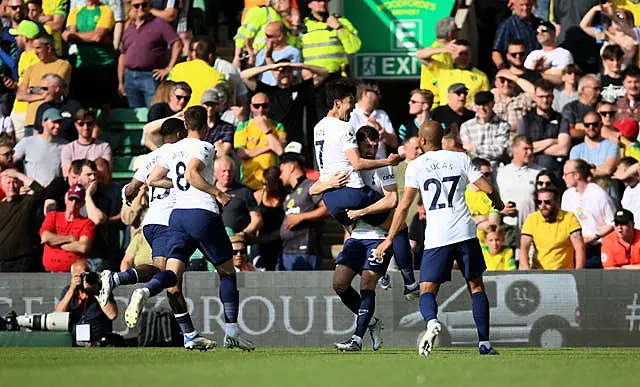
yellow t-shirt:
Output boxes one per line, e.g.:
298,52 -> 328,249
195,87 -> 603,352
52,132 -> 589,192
521,209 -> 582,270
23,59 -> 72,126
168,59 -> 225,108
482,245 -> 516,271
42,0 -> 67,57
428,61 -> 490,109
465,186 -> 496,241
234,118 -> 286,190
620,136 -> 640,161
12,50 -> 40,114
419,41 -> 453,108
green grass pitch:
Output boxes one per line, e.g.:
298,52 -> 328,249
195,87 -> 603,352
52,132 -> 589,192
1,347 -> 639,387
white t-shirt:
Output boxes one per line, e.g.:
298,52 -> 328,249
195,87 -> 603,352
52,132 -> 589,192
133,146 -> 176,227
621,183 -> 640,228
561,183 -> 615,239
214,58 -> 249,103
0,116 -> 14,135
348,105 -> 395,159
495,163 -> 542,228
314,116 -> 364,188
159,138 -> 219,214
351,166 -> 396,240
524,47 -> 574,73
405,150 -> 482,249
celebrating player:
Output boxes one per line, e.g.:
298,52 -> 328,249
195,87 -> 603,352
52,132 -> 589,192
376,121 -> 504,357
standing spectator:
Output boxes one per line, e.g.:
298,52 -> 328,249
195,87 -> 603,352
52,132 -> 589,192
149,0 -> 179,23
201,90 -> 235,156
524,21 -> 574,84
460,91 -> 511,168
348,81 -> 397,159
254,21 -> 301,86
33,73 -> 83,141
518,80 -> 570,180
147,81 -> 190,122
431,83 -> 474,131
2,0 -> 28,63
615,65 -> 640,122
207,43 -> 250,123
600,45 -> 626,103
0,169 -> 44,272
417,16 -> 458,108
234,92 -> 285,191
601,209 -> 640,269
0,137 -> 15,172
40,183 -> 95,272
397,89 -> 433,148
230,234 -> 256,272
503,39 -> 543,92
118,0 -> 181,108
598,101 -> 621,145
520,187 -> 586,270
168,38 -> 225,109
552,0 -> 598,44
39,0 -> 66,56
616,118 -> 640,161
279,151 -> 329,270
552,64 -> 581,113
492,0 -> 542,70
569,111 -> 618,178
614,157 -> 640,222
60,110 -> 112,177
13,107 -> 67,185
395,136 -> 424,226
69,0 -> 125,50
580,5 -> 638,67
214,155 -> 263,238
492,68 -> 535,131
253,166 -> 285,271
561,74 -> 601,140
465,158 -> 501,242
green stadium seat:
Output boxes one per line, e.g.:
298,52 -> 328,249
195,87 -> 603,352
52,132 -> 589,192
102,108 -> 148,155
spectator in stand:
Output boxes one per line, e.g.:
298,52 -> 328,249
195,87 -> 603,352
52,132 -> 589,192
38,0 -> 66,56
253,166 -> 285,271
167,38 -> 225,109
503,39 -> 543,93
254,21 -> 301,86
43,158 -> 82,214
580,4 -> 638,68
561,158 -> 615,268
214,155 -> 263,238
68,0 -> 124,50
520,187 -> 586,270
431,83 -> 474,132
598,102 -> 621,145
460,91 -> 511,168
482,225 -> 516,271
118,0 -> 181,108
466,158 -> 501,242
561,74 -> 601,141
553,64 -> 581,113
94,157 -> 123,271
40,183 -> 95,272
395,136 -> 423,225
492,68 -> 535,131
601,209 -> 640,269
279,151 -> 328,271
600,44 -> 626,103
397,89 -> 433,152
518,80 -> 570,180
148,0 -> 179,23
17,34 -> 71,137
60,109 -> 112,177
150,79 -> 174,105
234,92 -> 285,191
615,65 -> 640,122
0,137 -> 15,171
0,118 -> 15,143
147,81 -> 190,122
492,0 -> 542,70
524,21 -> 574,85
33,73 -> 83,141
2,0 -> 29,64
616,118 -> 640,160
417,16 -> 458,108
348,81 -> 397,159
569,111 -> 618,178
119,182 -> 151,270
614,157 -> 640,221
13,107 -> 67,186
0,169 -> 44,271
230,234 -> 256,272
201,90 -> 235,156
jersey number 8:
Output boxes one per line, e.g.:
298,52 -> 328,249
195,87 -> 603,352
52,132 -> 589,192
176,161 -> 191,191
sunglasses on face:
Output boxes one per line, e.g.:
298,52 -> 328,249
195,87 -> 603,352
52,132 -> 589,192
252,103 -> 270,109
537,28 -> 549,34
599,111 -> 617,117
535,199 -> 553,206
174,94 -> 190,102
233,248 -> 247,255
9,5 -> 21,10
583,121 -> 601,128
508,52 -> 526,58
409,99 -> 425,104
132,2 -> 149,8
536,181 -> 553,187
77,120 -> 94,127
454,90 -> 468,96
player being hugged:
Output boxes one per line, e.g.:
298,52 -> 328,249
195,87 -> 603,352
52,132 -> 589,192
126,106 -> 254,351
375,121 -> 504,357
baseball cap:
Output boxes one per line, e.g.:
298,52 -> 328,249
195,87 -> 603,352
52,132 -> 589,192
67,183 -> 86,201
614,209 -> 634,225
9,20 -> 40,39
537,21 -> 556,34
201,89 -> 222,105
43,108 -> 63,122
448,83 -> 468,94
615,118 -> 639,139
474,91 -> 494,105
284,141 -> 303,154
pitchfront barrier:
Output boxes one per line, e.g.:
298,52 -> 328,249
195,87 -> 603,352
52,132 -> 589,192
1,271 -> 640,348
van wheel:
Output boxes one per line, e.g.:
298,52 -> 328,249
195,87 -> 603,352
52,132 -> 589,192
529,318 -> 570,348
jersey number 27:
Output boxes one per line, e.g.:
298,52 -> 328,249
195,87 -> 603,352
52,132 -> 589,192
423,175 -> 460,211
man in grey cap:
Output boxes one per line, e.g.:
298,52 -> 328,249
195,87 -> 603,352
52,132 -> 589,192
460,91 -> 511,167
201,88 -> 235,156
13,107 -> 69,186
432,83 -> 475,132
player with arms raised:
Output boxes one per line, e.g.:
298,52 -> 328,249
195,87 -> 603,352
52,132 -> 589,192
376,121 -> 504,357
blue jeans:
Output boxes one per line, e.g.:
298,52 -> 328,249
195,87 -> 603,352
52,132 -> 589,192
281,253 -> 319,271
123,69 -> 158,108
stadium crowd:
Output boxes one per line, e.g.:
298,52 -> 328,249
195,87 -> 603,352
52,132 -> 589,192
1,0 -> 640,276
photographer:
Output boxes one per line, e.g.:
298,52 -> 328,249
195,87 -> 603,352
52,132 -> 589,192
55,259 -> 117,345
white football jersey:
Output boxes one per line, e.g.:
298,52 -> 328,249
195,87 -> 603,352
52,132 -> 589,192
351,166 -> 396,240
159,138 -> 219,214
405,150 -> 482,249
314,116 -> 364,188
133,146 -> 176,227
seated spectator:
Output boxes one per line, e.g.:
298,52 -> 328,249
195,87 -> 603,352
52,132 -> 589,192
524,21 -> 573,84
600,44 -> 625,103
54,259 -> 117,345
482,225 -> 516,271
13,107 -> 67,186
201,89 -> 235,156
561,159 -> 615,268
33,73 -> 83,141
230,234 -> 256,272
0,139 -> 14,199
614,157 -> 640,222
520,187 -> 586,270
253,166 -> 285,270
466,158 -> 501,242
215,155 -> 263,238
616,118 -> 640,161
0,169 -> 44,271
40,183 -> 95,272
492,69 -> 535,131
234,92 -> 285,191
502,39 -> 542,94
615,65 -> 640,122
397,89 -> 433,148
492,0 -> 541,70
60,110 -> 112,177
553,64 -> 581,113
598,101 -> 621,145
460,92 -> 511,167
569,111 -> 618,178
147,81 -> 190,122
601,209 -> 640,270
431,83 -> 474,132
561,74 -> 601,140
254,21 -> 301,86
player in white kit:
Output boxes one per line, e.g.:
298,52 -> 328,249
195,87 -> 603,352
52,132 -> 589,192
376,121 -> 504,357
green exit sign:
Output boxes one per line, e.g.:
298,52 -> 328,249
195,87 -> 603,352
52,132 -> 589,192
355,54 -> 422,78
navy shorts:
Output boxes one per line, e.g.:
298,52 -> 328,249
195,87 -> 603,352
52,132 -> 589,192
142,224 -> 172,258
335,238 -> 392,276
322,186 -> 388,227
166,209 -> 233,266
420,238 -> 486,284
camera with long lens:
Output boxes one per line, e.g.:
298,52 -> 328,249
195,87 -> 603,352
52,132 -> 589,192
16,312 -> 70,332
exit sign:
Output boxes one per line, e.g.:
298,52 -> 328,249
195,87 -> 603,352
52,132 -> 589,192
355,54 -> 422,79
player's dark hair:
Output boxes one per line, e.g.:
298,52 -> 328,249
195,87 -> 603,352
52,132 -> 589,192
160,118 -> 186,137
183,106 -> 208,132
472,157 -> 490,169
280,152 -> 304,170
619,156 -> 639,167
326,78 -> 356,108
356,125 -> 380,144
623,65 -> 640,80
535,187 -> 560,201
262,166 -> 285,201
571,158 -> 593,180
